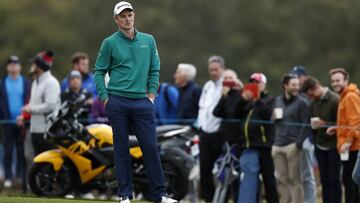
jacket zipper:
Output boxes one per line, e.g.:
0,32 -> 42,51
244,109 -> 254,148
261,126 -> 267,143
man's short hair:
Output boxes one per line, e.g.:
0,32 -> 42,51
208,55 -> 225,68
71,52 -> 89,65
301,76 -> 320,93
177,63 -> 197,81
329,67 -> 349,81
281,73 -> 298,87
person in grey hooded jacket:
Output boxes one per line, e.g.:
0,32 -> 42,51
21,50 -> 60,156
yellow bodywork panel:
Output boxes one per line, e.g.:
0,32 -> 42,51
130,146 -> 143,159
59,146 -> 106,183
33,150 -> 64,171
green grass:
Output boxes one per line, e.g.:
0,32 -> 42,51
0,196 -> 150,203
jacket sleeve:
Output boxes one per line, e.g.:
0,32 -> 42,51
296,99 -> 311,149
93,39 -> 111,101
147,36 -> 160,95
30,80 -> 60,115
213,96 -> 227,118
344,93 -> 360,142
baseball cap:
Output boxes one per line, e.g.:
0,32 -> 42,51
250,72 -> 267,84
7,55 -> 20,65
68,70 -> 82,81
113,1 -> 133,16
290,65 -> 308,76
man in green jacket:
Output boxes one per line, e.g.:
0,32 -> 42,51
302,76 -> 341,203
93,2 -> 177,203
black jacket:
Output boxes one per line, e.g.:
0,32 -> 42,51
235,92 -> 275,148
213,89 -> 242,145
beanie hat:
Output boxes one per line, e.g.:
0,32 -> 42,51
33,50 -> 55,71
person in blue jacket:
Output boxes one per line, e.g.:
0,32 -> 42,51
61,52 -> 97,97
0,55 -> 30,192
154,83 -> 179,125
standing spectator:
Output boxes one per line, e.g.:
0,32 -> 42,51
154,82 -> 179,125
61,70 -> 93,124
213,69 -> 243,145
197,55 -> 225,202
234,73 -> 278,203
174,63 -> 201,125
213,69 -> 243,203
61,52 -> 97,97
21,50 -> 60,156
272,74 -> 311,203
0,55 -> 30,190
302,77 -> 341,203
327,68 -> 360,203
93,2 -> 177,203
290,65 -> 316,203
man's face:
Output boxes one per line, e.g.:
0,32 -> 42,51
30,64 -> 40,76
208,62 -> 223,81
7,63 -> 21,75
114,10 -> 135,31
174,68 -> 187,87
284,78 -> 300,97
75,58 -> 89,75
331,72 -> 348,93
69,77 -> 82,92
305,86 -> 322,100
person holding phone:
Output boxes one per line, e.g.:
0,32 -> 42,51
212,69 -> 243,202
233,73 -> 279,203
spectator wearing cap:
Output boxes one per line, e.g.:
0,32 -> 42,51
272,74 -> 311,203
231,72 -> 278,203
61,52 -> 97,98
290,65 -> 317,203
21,50 -> 60,156
174,63 -> 202,125
0,55 -> 30,190
61,70 -> 93,125
93,2 -> 177,203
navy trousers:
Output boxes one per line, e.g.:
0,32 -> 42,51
105,95 -> 165,201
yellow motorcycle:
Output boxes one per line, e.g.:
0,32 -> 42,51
28,96 -> 192,200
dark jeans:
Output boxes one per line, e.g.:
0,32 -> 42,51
258,147 -> 279,203
31,133 -> 53,156
199,131 -> 223,202
105,95 -> 165,201
2,124 -> 27,192
315,147 -> 342,203
2,124 -> 26,178
342,151 -> 360,203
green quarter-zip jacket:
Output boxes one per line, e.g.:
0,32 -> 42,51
93,30 -> 160,101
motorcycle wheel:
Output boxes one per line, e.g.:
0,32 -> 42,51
28,162 -> 76,196
141,153 -> 189,201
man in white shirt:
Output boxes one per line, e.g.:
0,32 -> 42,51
197,55 -> 224,202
